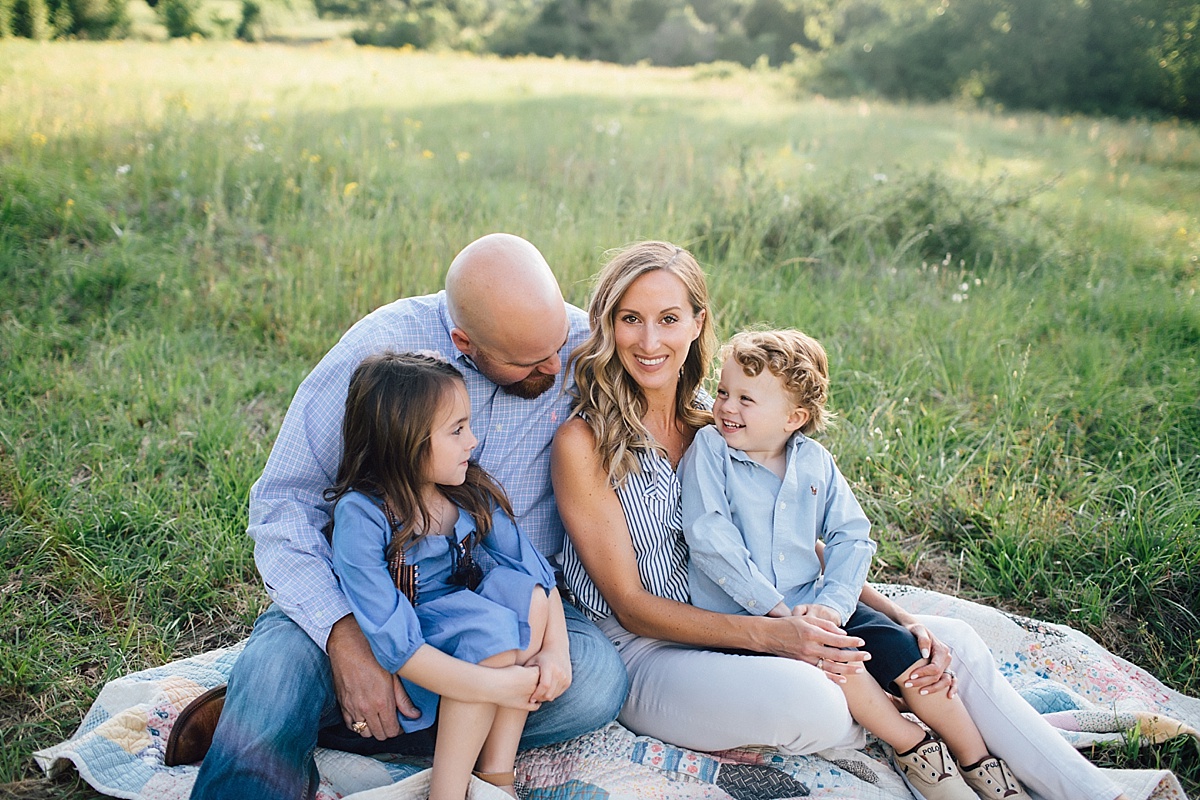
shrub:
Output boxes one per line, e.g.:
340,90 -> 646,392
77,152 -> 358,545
351,7 -> 456,48
157,0 -> 205,37
235,0 -> 262,40
47,0 -> 128,38
796,0 -> 1188,119
691,169 -> 1050,275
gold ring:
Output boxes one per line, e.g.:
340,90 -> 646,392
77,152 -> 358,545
351,720 -> 368,734
816,658 -> 824,670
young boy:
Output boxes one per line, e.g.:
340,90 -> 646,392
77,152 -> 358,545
679,329 -> 1030,800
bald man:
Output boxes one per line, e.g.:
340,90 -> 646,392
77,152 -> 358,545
190,234 -> 628,800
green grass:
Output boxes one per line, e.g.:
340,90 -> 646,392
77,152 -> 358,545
1,40 -> 1198,797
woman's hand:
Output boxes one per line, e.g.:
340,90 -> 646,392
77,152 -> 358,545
754,610 -> 869,683
787,605 -> 868,684
899,621 -> 957,698
856,583 -> 956,698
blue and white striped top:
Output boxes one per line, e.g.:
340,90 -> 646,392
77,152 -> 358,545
562,446 -> 691,621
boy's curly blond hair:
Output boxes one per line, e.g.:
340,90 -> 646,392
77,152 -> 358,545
720,329 -> 833,435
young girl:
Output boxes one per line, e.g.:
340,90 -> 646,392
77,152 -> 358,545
326,350 -> 568,800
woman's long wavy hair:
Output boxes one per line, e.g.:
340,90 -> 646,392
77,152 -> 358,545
324,351 -> 513,554
567,241 -> 715,486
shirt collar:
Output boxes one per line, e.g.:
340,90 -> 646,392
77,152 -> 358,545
436,292 -> 477,374
452,505 -> 476,543
726,429 -> 808,466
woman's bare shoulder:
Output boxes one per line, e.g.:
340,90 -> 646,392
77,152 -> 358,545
553,417 -> 605,478
554,416 -> 597,448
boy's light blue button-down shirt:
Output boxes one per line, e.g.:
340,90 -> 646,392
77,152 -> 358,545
679,424 -> 875,624
248,291 -> 588,650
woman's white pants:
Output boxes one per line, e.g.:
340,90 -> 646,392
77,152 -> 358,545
601,614 -> 1122,800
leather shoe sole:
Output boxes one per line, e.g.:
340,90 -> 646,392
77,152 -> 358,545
164,684 -> 227,767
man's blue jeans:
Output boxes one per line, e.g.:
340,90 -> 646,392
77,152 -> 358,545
191,603 -> 628,800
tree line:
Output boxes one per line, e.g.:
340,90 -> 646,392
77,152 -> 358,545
2,0 -> 1197,118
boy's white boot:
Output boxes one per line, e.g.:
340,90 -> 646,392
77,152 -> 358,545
893,738 -> 979,800
961,756 -> 1033,799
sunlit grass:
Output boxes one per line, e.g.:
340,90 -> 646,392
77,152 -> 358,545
1,41 -> 1198,796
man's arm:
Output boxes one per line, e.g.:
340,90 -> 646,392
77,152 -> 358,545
249,343 -> 418,734
248,365 -> 355,647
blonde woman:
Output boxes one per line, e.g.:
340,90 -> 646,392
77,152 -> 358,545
552,240 -> 1128,800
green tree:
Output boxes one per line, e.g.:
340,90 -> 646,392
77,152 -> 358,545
0,0 -> 15,34
13,0 -> 52,38
801,0 -> 1194,118
45,0 -> 129,38
235,0 -> 262,39
742,0 -> 808,65
1154,0 -> 1200,116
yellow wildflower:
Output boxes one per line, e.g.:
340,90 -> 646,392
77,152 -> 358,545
422,150 -> 434,160
456,151 -> 470,164
31,132 -> 47,146
343,182 -> 359,197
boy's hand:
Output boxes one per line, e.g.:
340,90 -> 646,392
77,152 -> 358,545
794,604 -> 842,626
767,601 -> 791,618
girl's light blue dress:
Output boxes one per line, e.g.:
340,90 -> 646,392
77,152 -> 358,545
331,490 -> 555,732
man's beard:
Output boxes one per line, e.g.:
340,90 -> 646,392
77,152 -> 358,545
501,372 -> 556,399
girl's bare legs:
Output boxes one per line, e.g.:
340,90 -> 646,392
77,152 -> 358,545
430,692 -> 501,800
429,591 -> 549,800
897,657 -> 989,766
474,588 -> 550,797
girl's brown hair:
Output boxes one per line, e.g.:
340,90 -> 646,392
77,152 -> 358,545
324,351 -> 513,553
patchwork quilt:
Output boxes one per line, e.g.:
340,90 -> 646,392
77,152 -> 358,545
34,586 -> 1200,800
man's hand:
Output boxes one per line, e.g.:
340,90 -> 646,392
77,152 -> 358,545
328,615 -> 419,739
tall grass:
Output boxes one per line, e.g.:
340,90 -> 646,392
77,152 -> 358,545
1,40 -> 1198,795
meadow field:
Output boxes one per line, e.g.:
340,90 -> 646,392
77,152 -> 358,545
1,40 -> 1198,797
